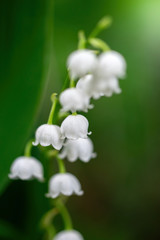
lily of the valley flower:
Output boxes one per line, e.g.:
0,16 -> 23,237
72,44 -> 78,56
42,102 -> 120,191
46,173 -> 83,198
76,74 -> 96,98
59,138 -> 96,162
95,77 -> 121,97
54,230 -> 84,240
61,114 -> 91,140
9,156 -> 44,181
33,124 -> 63,150
97,50 -> 126,79
67,49 -> 97,79
59,88 -> 92,113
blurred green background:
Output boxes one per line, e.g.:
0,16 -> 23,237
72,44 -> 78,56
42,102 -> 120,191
1,0 -> 160,239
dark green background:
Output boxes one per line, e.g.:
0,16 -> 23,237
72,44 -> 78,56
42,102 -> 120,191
0,0 -> 160,239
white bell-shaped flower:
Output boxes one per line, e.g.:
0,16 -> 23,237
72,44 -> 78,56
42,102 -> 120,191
33,124 -> 63,150
59,88 -> 91,113
67,49 -> 97,79
8,156 -> 44,181
54,230 -> 84,240
96,77 -> 121,97
59,138 -> 96,162
61,114 -> 91,140
97,50 -> 126,78
76,74 -> 95,98
46,173 -> 84,198
76,74 -> 103,100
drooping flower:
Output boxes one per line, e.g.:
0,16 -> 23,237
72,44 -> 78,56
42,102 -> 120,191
76,74 -> 103,100
33,124 -> 63,150
97,50 -> 126,78
59,137 -> 96,162
8,156 -> 44,181
54,230 -> 84,240
95,77 -> 121,97
67,49 -> 97,79
59,88 -> 92,113
61,114 -> 91,140
76,74 -> 95,98
46,173 -> 83,198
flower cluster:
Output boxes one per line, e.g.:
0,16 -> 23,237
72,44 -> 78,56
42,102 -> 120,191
8,17 -> 126,240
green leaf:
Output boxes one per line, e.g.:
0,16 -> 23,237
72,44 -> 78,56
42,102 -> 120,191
0,0 -> 54,194
0,219 -> 27,240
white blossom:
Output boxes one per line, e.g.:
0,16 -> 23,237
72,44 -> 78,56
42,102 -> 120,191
59,88 -> 91,113
97,50 -> 126,78
96,77 -> 121,97
8,156 -> 44,181
61,114 -> 91,140
76,74 -> 95,98
46,173 -> 83,198
54,230 -> 84,240
67,49 -> 97,79
76,74 -> 103,100
59,138 -> 96,162
33,124 -> 63,150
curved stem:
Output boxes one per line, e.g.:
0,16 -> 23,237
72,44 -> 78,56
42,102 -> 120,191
88,38 -> 110,52
89,16 -> 112,39
40,208 -> 58,240
24,139 -> 33,157
56,156 -> 66,173
69,79 -> 75,88
47,93 -> 58,125
78,30 -> 86,49
55,199 -> 73,230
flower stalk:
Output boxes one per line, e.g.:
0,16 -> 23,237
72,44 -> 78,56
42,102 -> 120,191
54,198 -> 73,230
8,16 -> 127,240
24,139 -> 34,157
56,156 -> 66,173
47,93 -> 58,125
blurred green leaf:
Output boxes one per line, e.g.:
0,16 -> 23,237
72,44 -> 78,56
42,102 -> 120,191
0,219 -> 27,240
0,0 -> 54,194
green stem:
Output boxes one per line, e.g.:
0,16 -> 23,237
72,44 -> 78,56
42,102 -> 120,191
70,79 -> 75,88
40,208 -> 58,240
56,156 -> 66,173
88,38 -> 110,52
89,16 -> 112,39
72,112 -> 77,116
55,199 -> 73,230
47,93 -> 58,125
24,139 -> 33,157
78,30 -> 86,49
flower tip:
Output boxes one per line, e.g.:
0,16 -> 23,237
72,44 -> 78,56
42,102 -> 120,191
50,93 -> 58,102
32,141 -> 38,146
98,16 -> 112,29
78,190 -> 84,196
45,193 -> 50,198
92,152 -> 97,158
89,104 -> 94,109
8,174 -> 13,179
39,177 -> 45,182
